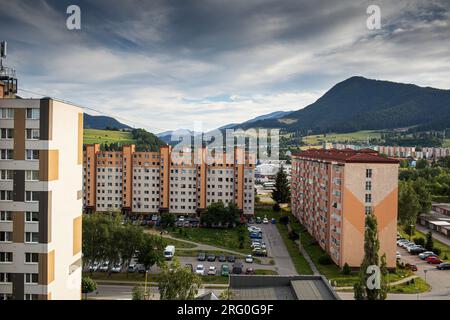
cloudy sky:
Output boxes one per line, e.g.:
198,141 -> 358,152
0,0 -> 449,133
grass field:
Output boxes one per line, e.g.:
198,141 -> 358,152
444,139 -> 450,147
170,227 -> 251,254
301,130 -> 382,146
389,277 -> 430,294
83,128 -> 135,145
162,237 -> 197,249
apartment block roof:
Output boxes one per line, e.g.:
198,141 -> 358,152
292,148 -> 399,164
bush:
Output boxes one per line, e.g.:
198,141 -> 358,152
404,225 -> 415,236
413,238 -> 425,246
432,247 -> 442,256
273,203 -> 281,212
342,263 -> 351,275
318,255 -> 333,265
279,215 -> 289,225
288,229 -> 299,240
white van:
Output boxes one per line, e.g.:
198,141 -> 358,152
164,245 -> 175,260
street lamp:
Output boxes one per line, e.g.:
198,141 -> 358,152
410,224 -> 414,241
144,270 -> 149,300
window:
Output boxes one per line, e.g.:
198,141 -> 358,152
0,108 -> 14,119
0,211 -> 12,221
25,294 -> 38,300
366,169 -> 372,178
0,273 -> 12,283
0,190 -> 12,201
25,170 -> 39,181
25,252 -> 38,263
0,252 -> 13,263
365,181 -> 372,191
25,191 -> 39,202
0,293 -> 13,300
25,273 -> 38,284
26,108 -> 40,119
365,194 -> 372,203
0,128 -> 14,139
26,149 -> 39,160
26,129 -> 40,140
0,170 -> 13,180
0,232 -> 12,242
365,206 -> 372,215
25,211 -> 39,222
25,232 -> 39,243
0,149 -> 13,160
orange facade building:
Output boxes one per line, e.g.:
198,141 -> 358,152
291,149 -> 399,268
83,144 -> 255,216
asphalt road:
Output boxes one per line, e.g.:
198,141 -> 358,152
259,222 -> 298,275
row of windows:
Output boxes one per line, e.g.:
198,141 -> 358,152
0,191 -> 40,202
0,231 -> 39,243
0,108 -> 40,119
0,128 -> 40,140
0,211 -> 38,222
0,149 -> 39,160
0,252 -> 39,263
0,170 -> 39,181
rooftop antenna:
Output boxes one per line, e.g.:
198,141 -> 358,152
0,41 -> 18,97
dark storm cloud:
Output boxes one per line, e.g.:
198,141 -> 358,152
0,0 -> 449,131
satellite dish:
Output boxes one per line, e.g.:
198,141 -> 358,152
1,41 -> 7,59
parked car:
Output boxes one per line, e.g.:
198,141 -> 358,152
426,256 -> 443,264
232,262 -> 244,274
248,218 -> 254,224
164,245 -> 176,260
197,252 -> 206,261
419,251 -> 437,260
271,218 -> 276,224
252,248 -> 267,257
178,216 -> 185,223
207,266 -> 217,276
207,254 -> 216,262
263,217 -> 269,224
127,264 -> 137,273
245,255 -> 254,263
220,264 -> 230,276
195,264 -> 205,275
437,262 -> 450,270
250,232 -> 262,239
136,264 -> 147,273
245,267 -> 255,275
227,255 -> 236,263
248,226 -> 261,233
89,262 -> 100,272
256,217 -> 262,224
218,254 -> 227,262
405,263 -> 418,271
409,246 -> 426,255
98,262 -> 109,272
111,264 -> 122,273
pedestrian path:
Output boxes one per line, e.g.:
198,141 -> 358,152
295,240 -> 320,275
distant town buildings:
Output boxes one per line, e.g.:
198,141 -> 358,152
291,148 -> 399,268
83,144 -> 255,216
332,143 -> 450,160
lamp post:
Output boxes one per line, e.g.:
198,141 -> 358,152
410,224 -> 414,241
144,270 -> 149,300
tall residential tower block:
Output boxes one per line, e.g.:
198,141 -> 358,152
83,144 -> 255,216
0,97 -> 83,300
291,149 -> 399,268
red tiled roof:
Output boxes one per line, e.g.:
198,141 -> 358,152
292,148 -> 399,164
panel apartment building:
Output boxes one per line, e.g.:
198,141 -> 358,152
0,80 -> 83,299
291,149 -> 399,268
83,144 -> 255,216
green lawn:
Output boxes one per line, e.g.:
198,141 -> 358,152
302,130 -> 382,146
255,208 -> 314,275
399,228 -> 450,261
254,269 -> 278,275
84,128 -> 135,145
163,237 -> 197,249
389,277 -> 430,294
169,227 -> 251,254
444,139 -> 450,147
175,249 -> 245,258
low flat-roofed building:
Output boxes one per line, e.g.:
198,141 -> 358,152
229,275 -> 339,300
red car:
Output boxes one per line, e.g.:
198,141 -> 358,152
426,256 -> 443,264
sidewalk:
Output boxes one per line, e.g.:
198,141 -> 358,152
295,240 -> 320,275
333,275 -> 419,291
416,225 -> 450,247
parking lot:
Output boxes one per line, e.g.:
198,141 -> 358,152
397,246 -> 450,298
